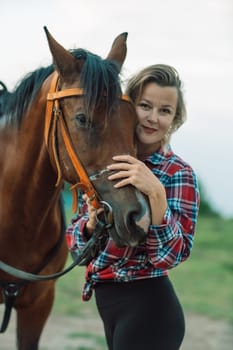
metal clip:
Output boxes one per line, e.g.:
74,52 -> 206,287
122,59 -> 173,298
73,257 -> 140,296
4,283 -> 19,298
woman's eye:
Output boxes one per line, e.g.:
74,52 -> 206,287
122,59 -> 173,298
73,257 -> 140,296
160,108 -> 171,115
138,102 -> 150,111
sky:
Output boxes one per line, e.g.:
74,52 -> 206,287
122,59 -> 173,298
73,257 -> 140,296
1,0 -> 232,217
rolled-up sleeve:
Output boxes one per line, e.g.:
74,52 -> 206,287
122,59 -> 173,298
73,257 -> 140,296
146,166 -> 199,269
66,199 -> 90,252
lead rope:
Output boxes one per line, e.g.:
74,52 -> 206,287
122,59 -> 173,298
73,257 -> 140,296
0,282 -> 21,333
0,220 -> 107,282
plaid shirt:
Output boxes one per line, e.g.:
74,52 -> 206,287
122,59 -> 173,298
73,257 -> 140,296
66,146 -> 199,301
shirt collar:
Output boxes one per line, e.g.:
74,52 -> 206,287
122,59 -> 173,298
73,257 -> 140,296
142,144 -> 174,166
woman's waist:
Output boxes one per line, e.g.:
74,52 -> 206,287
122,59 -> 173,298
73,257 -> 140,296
83,263 -> 168,301
87,262 -> 168,284
94,275 -> 172,308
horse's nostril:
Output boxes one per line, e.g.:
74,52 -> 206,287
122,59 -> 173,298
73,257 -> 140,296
123,192 -> 151,245
132,192 -> 151,232
133,210 -> 151,233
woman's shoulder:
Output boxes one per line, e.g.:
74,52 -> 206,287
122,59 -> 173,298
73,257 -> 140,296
148,145 -> 197,177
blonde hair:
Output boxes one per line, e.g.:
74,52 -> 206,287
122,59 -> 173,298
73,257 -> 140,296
125,64 -> 187,147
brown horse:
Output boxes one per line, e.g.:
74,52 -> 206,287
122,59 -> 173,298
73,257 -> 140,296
0,28 -> 150,349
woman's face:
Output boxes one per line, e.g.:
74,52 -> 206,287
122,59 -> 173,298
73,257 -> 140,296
135,82 -> 177,154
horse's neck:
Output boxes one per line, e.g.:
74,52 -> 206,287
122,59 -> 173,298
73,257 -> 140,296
0,105 -> 60,226
0,130 -> 62,263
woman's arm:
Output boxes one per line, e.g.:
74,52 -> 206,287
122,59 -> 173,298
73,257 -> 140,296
107,155 -> 168,224
146,165 -> 199,269
107,154 -> 200,269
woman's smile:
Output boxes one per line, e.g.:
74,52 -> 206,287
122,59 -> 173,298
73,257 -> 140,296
141,125 -> 158,134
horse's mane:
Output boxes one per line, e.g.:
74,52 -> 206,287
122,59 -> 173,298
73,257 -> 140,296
0,81 -> 9,118
2,48 -> 122,127
2,66 -> 53,125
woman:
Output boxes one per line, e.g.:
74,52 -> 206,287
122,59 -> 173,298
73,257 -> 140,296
66,64 -> 199,349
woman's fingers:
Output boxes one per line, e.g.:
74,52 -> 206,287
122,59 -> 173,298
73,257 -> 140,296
108,170 -> 131,180
106,154 -> 158,195
83,194 -> 103,214
107,155 -> 141,175
107,162 -> 132,172
112,155 -> 137,163
83,194 -> 105,234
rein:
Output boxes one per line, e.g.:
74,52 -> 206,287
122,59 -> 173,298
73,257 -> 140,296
45,72 -> 131,212
0,220 -> 107,282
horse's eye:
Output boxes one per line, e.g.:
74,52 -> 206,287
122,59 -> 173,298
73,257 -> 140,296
76,113 -> 87,127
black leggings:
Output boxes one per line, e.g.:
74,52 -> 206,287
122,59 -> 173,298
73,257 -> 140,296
95,277 -> 185,350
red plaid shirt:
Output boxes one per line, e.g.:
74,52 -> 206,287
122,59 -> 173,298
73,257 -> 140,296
66,146 -> 200,301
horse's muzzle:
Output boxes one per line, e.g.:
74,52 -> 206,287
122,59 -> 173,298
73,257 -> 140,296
108,189 -> 151,247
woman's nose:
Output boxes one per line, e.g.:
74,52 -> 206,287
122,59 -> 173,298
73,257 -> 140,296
147,108 -> 158,122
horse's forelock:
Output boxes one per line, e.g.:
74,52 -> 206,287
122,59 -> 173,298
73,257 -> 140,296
72,49 -> 121,119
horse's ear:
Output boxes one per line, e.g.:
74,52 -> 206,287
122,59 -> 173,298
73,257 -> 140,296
0,81 -> 7,92
106,32 -> 128,70
43,26 -> 83,79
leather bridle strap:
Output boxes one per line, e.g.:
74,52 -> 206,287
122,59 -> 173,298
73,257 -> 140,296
44,73 -> 85,147
44,72 -> 131,212
58,108 -> 100,209
45,72 -> 100,210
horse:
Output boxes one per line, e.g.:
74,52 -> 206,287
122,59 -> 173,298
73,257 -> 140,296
0,28 -> 151,349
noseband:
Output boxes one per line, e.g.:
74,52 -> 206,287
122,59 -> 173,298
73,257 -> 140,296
44,72 -> 131,216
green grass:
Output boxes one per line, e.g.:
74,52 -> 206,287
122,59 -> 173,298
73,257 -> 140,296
170,216 -> 233,322
68,332 -> 106,347
54,212 -> 233,324
54,264 -> 98,317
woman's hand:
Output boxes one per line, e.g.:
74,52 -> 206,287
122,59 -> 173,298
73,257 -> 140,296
107,155 -> 160,196
107,155 -> 167,225
83,194 -> 104,236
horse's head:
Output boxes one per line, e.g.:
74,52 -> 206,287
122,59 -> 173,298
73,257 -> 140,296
44,28 -> 151,247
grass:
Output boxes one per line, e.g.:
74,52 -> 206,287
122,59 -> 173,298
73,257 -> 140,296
54,204 -> 233,324
53,264 -> 97,318
170,216 -> 233,322
68,332 -> 106,347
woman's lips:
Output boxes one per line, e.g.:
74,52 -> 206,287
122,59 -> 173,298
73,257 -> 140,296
142,125 -> 158,134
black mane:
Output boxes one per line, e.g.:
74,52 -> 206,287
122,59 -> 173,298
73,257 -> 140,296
2,66 -> 53,125
72,49 -> 121,118
2,48 -> 121,126
0,81 -> 9,117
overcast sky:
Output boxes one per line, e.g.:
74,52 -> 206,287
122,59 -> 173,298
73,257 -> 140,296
1,0 -> 232,217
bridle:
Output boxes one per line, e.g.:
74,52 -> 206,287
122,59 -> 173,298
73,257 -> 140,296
45,71 -> 131,213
